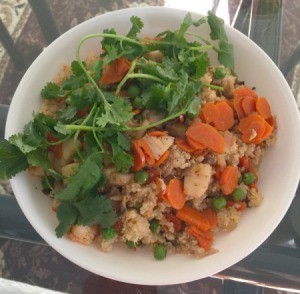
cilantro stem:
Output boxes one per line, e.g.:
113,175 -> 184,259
127,73 -> 167,84
202,83 -> 224,91
188,45 -> 213,51
115,59 -> 137,95
185,32 -> 220,53
92,108 -> 104,153
47,133 -> 73,146
76,35 -> 112,108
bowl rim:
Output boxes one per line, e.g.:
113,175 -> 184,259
5,6 -> 300,285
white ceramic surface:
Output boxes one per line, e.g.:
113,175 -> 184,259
5,7 -> 300,285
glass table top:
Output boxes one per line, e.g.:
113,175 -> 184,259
0,0 -> 300,293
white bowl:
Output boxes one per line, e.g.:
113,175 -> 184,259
6,7 -> 300,285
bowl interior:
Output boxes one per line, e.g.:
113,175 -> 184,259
6,7 -> 300,285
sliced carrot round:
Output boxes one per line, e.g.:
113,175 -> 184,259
175,139 -> 196,153
233,96 -> 246,119
185,122 -> 225,154
220,165 -> 239,195
155,150 -> 169,166
176,206 -> 210,231
165,178 -> 186,209
241,120 -> 266,143
148,130 -> 168,137
186,136 -> 206,151
256,97 -> 272,119
131,140 -> 146,171
201,102 -> 220,123
214,101 -> 234,131
233,86 -> 258,98
241,96 -> 257,116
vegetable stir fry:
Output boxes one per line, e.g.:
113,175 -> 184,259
0,12 -> 276,260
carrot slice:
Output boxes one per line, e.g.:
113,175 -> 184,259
233,86 -> 258,98
148,131 -> 168,137
266,115 -> 276,128
186,136 -> 206,151
199,209 -> 218,229
185,122 -> 225,154
254,120 -> 273,143
187,226 -> 213,251
131,140 -> 146,171
100,57 -> 131,85
137,139 -> 155,166
165,214 -> 182,232
241,96 -> 257,116
176,206 -> 210,232
238,113 -> 265,133
256,97 -> 272,119
176,139 -> 196,153
155,150 -> 169,166
241,120 -> 266,143
214,101 -> 234,131
233,96 -> 246,119
188,225 -> 213,241
220,165 -> 239,195
165,178 -> 186,209
201,102 -> 220,123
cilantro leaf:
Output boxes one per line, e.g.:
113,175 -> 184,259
218,40 -> 234,71
22,113 -> 56,147
117,132 -> 131,151
110,151 -> 133,173
127,16 -> 144,39
194,52 -> 210,78
57,106 -> 78,123
27,148 -> 50,170
9,134 -> 37,154
108,137 -> 133,173
74,195 -> 117,227
55,153 -> 103,201
207,11 -> 234,71
177,13 -> 204,40
96,98 -> 133,128
207,11 -> 227,41
0,140 -> 29,179
55,203 -> 79,238
41,82 -> 61,99
90,59 -> 103,81
71,60 -> 87,75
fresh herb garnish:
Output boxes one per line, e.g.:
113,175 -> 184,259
0,11 -> 234,238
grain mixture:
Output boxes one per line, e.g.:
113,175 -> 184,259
1,13 -> 277,260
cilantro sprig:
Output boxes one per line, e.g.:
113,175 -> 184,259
0,11 -> 234,238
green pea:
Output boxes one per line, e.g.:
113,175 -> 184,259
242,172 -> 256,185
102,228 -> 116,240
128,85 -> 140,98
126,240 -> 135,249
150,219 -> 159,233
213,67 -> 227,79
232,188 -> 246,202
211,196 -> 227,210
134,170 -> 149,185
153,244 -> 167,260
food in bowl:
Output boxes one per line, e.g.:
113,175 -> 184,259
0,12 -> 276,260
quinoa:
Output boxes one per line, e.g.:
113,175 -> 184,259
38,57 -> 276,259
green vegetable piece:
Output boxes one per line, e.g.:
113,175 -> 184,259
153,244 -> 167,260
213,67 -> 227,79
150,219 -> 159,233
232,188 -> 246,202
134,170 -> 149,185
242,172 -> 256,185
102,228 -> 116,240
127,85 -> 140,98
126,240 -> 135,249
211,196 -> 227,210
41,82 -> 61,99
